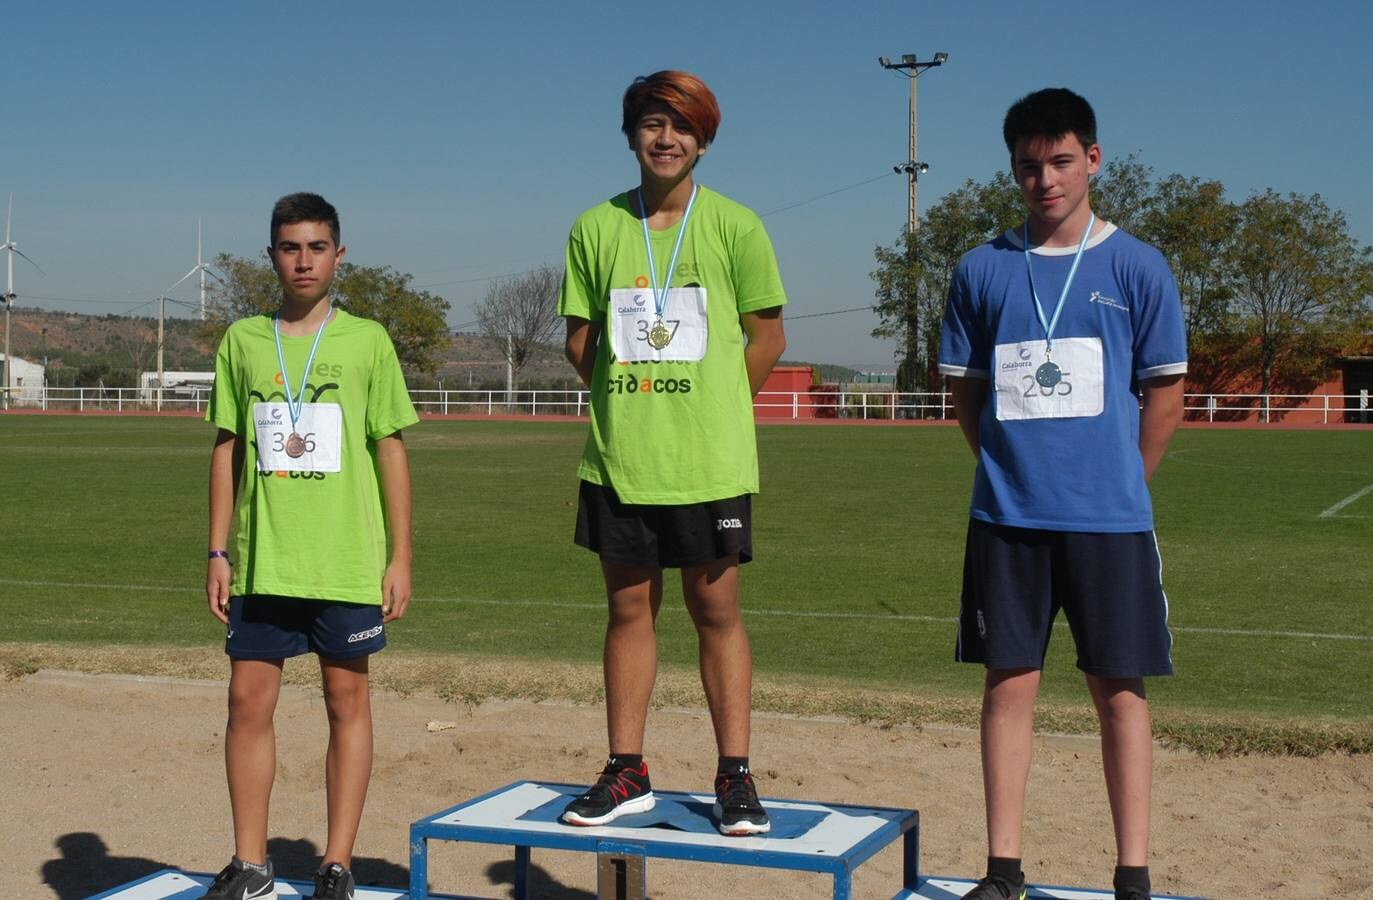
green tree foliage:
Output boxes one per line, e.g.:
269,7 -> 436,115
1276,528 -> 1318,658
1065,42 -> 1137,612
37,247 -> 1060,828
1224,190 -> 1373,410
200,253 -> 452,376
872,158 -> 1371,405
871,173 -> 1020,394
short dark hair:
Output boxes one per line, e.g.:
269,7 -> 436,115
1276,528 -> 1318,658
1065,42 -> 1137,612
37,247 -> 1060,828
621,70 -> 721,147
1002,88 -> 1097,155
270,192 -> 340,246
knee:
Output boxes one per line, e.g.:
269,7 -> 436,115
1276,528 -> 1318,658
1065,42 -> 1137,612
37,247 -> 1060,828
687,597 -> 742,633
323,681 -> 370,724
607,596 -> 656,630
226,686 -> 275,731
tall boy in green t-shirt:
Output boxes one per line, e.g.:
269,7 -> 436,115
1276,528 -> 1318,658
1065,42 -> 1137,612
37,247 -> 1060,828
202,192 -> 419,900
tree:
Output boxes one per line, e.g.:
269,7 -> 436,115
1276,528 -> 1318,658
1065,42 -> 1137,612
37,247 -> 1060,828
201,254 -> 452,376
474,265 -> 563,392
871,173 -> 1020,394
1139,175 -> 1238,346
1225,190 -> 1373,415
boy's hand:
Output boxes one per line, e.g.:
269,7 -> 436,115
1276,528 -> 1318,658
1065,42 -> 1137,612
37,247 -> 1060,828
381,560 -> 412,623
206,558 -> 232,624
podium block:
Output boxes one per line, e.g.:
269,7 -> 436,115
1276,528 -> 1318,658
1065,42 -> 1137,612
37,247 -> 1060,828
409,780 -> 919,900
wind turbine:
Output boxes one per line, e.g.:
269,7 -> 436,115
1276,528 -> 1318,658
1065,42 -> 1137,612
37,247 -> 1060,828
153,219 -> 222,408
2,194 -> 45,410
166,218 -> 223,320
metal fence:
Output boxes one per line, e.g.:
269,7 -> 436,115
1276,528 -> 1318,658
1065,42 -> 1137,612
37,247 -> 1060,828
2,386 -> 1370,424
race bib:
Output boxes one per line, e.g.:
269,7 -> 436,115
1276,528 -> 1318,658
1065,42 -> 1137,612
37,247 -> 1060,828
253,402 -> 343,472
609,287 -> 708,362
993,337 -> 1104,421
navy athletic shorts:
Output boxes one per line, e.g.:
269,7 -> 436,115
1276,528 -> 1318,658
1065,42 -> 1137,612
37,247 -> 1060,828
954,518 -> 1173,678
226,595 -> 386,661
574,480 -> 753,568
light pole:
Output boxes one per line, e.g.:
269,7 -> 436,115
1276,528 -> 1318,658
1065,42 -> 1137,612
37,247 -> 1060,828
878,52 -> 948,233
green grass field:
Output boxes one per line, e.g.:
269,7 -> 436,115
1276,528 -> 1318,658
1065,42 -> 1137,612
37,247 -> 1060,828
1,414 -> 1369,742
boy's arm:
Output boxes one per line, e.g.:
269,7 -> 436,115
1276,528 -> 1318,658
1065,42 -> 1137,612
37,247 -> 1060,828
741,307 -> 786,396
564,317 -> 601,388
376,431 -> 413,623
206,428 -> 242,624
948,376 -> 988,457
1139,374 -> 1185,481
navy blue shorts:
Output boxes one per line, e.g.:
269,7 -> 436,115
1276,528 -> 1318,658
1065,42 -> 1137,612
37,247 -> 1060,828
574,480 -> 753,568
955,519 -> 1173,678
225,595 -> 386,661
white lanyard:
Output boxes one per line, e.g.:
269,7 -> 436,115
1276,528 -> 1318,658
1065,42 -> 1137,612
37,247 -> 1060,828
1024,213 -> 1094,355
272,306 -> 333,433
637,184 -> 699,320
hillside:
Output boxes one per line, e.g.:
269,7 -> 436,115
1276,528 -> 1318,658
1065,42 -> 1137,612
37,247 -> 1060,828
4,307 -> 851,390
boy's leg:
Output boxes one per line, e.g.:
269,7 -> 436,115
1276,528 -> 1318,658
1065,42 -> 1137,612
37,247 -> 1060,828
601,560 -> 663,754
319,655 -> 373,869
1086,675 -> 1152,866
681,555 -> 749,756
981,666 -> 1040,859
226,657 -> 285,865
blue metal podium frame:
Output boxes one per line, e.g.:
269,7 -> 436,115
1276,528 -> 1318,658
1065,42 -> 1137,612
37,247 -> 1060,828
409,780 -> 919,900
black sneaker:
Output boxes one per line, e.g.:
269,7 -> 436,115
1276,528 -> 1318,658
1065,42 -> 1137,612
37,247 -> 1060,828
201,857 -> 277,900
712,765 -> 770,836
963,872 -> 1027,900
561,759 -> 655,826
310,862 -> 355,900
1115,888 -> 1152,900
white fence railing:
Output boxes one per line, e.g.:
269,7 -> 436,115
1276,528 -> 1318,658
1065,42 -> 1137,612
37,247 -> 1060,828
2,386 -> 1370,424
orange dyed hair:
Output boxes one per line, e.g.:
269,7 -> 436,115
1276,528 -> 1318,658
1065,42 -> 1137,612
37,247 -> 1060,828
621,70 -> 721,146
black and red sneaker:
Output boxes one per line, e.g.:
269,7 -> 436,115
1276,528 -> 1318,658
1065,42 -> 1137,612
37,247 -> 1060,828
713,764 -> 770,836
561,759 -> 655,826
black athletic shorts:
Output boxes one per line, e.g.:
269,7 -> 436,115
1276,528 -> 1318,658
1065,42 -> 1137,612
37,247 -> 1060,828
574,480 -> 753,568
955,518 -> 1173,678
226,595 -> 386,661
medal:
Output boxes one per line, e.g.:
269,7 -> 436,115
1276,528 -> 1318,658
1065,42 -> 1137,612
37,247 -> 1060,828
273,305 -> 333,462
1024,212 -> 1095,379
647,319 -> 672,349
1035,360 -> 1062,388
637,184 -> 698,352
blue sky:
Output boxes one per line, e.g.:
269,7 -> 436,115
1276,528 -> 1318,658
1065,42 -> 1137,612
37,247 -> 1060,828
4,1 -> 1370,368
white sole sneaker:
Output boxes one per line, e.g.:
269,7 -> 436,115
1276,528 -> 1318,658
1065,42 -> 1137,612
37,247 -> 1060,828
712,801 -> 771,836
560,791 -> 656,826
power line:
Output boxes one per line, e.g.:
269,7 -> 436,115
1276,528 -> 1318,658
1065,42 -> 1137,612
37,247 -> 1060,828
758,172 -> 897,218
787,305 -> 873,322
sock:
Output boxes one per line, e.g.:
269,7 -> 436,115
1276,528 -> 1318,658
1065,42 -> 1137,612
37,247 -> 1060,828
717,755 -> 750,774
1114,865 -> 1150,896
987,856 -> 1022,884
607,753 -> 643,770
234,857 -> 270,875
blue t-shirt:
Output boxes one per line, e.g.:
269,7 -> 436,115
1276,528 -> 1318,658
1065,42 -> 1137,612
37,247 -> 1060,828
938,223 -> 1187,532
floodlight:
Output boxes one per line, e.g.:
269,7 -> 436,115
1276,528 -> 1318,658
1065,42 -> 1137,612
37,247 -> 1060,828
934,52 -> 949,64
901,54 -> 917,64
878,56 -> 891,67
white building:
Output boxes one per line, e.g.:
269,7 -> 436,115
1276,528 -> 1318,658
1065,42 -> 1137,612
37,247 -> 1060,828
138,370 -> 215,401
0,354 -> 45,405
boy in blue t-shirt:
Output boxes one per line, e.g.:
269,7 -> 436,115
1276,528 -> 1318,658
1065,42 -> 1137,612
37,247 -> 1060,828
937,89 -> 1187,900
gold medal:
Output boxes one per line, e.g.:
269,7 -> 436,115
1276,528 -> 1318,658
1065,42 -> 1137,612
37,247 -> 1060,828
647,319 -> 672,350
285,432 -> 307,458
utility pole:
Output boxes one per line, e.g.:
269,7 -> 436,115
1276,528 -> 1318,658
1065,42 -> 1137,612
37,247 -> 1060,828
157,296 -> 166,412
878,52 -> 948,232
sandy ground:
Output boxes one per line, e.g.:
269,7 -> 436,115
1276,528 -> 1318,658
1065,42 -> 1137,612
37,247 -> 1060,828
3,669 -> 1370,900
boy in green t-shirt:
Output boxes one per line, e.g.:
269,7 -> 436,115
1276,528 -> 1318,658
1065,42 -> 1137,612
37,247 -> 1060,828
558,70 -> 787,836
202,193 -> 419,900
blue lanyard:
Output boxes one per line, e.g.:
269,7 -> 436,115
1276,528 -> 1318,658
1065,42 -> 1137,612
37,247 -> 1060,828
637,184 -> 699,319
273,306 -> 333,431
1023,213 -> 1094,354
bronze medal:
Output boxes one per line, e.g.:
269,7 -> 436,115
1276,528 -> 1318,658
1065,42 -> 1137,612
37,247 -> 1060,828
285,432 -> 307,458
647,319 -> 672,350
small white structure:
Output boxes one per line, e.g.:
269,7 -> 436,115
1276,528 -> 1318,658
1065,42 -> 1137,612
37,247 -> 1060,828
0,353 -> 45,405
139,370 -> 215,401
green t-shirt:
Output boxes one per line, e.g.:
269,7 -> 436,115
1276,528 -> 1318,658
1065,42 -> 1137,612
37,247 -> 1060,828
558,186 -> 787,504
207,308 -> 419,604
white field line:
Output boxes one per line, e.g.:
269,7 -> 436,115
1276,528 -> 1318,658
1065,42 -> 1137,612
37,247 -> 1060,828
1319,483 -> 1373,519
2,578 -> 1371,643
